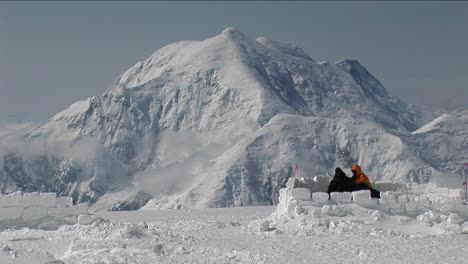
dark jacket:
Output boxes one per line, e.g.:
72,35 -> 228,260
353,183 -> 381,199
327,167 -> 355,195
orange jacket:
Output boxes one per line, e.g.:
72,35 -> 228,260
352,164 -> 372,188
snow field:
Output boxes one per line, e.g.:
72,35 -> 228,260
1,206 -> 468,264
0,192 -> 95,230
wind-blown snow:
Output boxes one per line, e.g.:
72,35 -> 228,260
412,113 -> 451,135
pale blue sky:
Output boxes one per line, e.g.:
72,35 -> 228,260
1,1 -> 467,121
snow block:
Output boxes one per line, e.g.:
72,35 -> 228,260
403,195 -> 431,216
0,192 -> 23,207
353,190 -> 371,200
417,211 -> 441,225
330,192 -> 352,204
291,188 -> 311,201
75,203 -> 89,214
61,215 -> 78,225
380,192 -> 397,204
0,207 -> 23,220
297,200 -> 318,207
437,187 -> 450,195
440,200 -> 468,217
373,182 -> 407,192
77,214 -> 94,225
48,206 -> 76,217
55,196 -> 73,207
379,192 -> 402,214
0,192 -> 92,230
23,206 -> 48,220
414,196 -> 431,207
312,192 -> 329,203
39,193 -> 57,206
22,192 -> 42,206
352,190 -> 375,207
449,189 -> 464,199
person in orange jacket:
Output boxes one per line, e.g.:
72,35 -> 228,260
351,164 -> 372,188
351,164 -> 380,198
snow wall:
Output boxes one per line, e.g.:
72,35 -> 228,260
0,192 -> 98,230
289,176 -> 410,193
252,179 -> 468,235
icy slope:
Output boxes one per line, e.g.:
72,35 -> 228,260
408,109 -> 468,185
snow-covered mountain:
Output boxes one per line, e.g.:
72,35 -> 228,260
408,109 -> 468,186
0,28 -> 465,209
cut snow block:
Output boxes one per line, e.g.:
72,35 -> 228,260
61,215 -> 78,225
55,197 -> 73,207
23,206 -> 48,220
312,192 -> 329,203
380,192 -> 397,204
39,193 -> 56,206
330,192 -> 353,204
352,190 -> 375,207
373,182 -> 407,192
397,195 -> 410,204
414,196 -> 431,208
22,192 -> 40,206
449,189 -> 464,199
75,203 -> 89,215
298,200 -> 318,207
352,190 -> 371,200
406,198 -> 431,216
0,195 -> 9,207
291,188 -> 311,201
11,192 -> 24,206
1,192 -> 24,207
405,202 -> 421,216
440,200 -> 468,216
48,206 -> 76,217
0,207 -> 23,220
77,214 -> 94,225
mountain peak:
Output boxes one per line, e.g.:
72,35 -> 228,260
336,58 -> 382,88
220,27 -> 246,40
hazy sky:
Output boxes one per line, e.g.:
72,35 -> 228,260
1,1 -> 467,122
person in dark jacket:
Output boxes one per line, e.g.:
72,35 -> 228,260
327,167 -> 355,198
